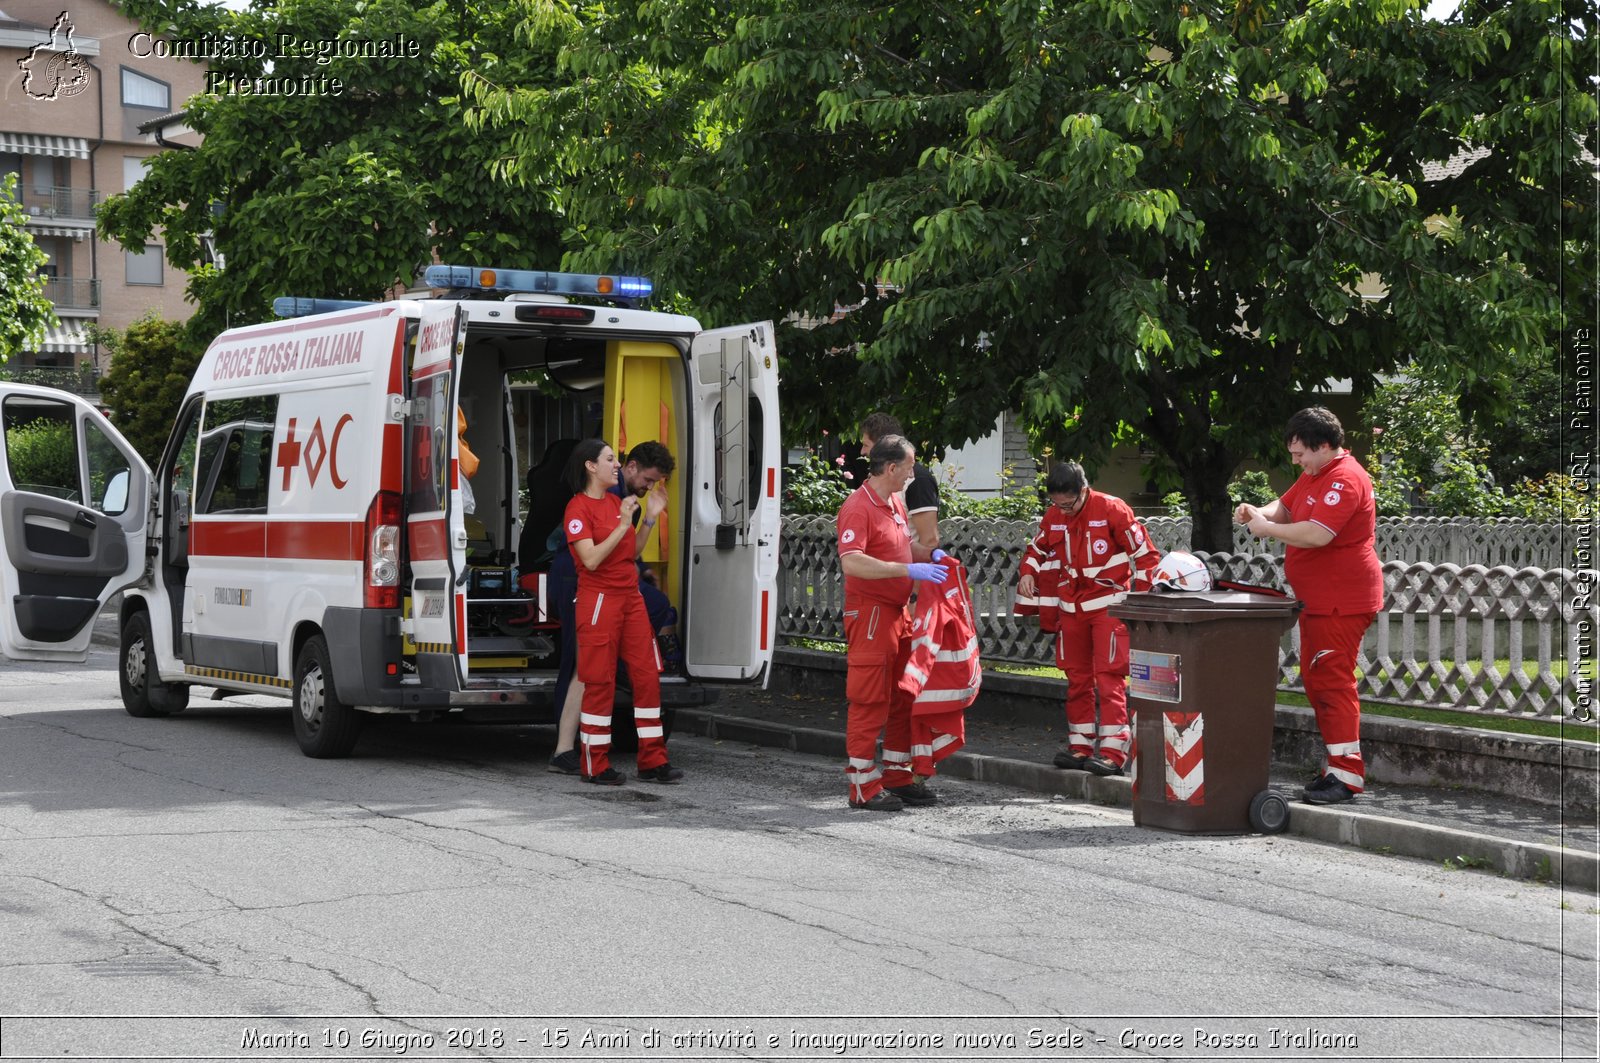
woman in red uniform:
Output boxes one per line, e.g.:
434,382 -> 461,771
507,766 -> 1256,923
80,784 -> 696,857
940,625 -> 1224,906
562,438 -> 681,786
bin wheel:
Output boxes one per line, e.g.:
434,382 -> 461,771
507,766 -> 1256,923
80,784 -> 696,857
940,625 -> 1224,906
1249,790 -> 1290,834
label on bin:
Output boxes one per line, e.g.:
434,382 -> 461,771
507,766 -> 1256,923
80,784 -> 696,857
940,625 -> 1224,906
1129,649 -> 1181,702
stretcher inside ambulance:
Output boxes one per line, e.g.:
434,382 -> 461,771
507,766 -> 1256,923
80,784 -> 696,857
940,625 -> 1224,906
0,265 -> 781,758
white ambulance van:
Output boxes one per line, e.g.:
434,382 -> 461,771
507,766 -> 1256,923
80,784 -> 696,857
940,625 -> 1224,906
0,265 -> 781,757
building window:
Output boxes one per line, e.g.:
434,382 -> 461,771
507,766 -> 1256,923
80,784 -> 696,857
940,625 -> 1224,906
123,156 -> 149,192
0,153 -> 22,190
121,68 -> 170,110
126,245 -> 164,286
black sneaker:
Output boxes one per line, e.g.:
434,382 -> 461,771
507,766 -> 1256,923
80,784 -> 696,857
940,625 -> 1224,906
885,780 -> 939,806
1303,778 -> 1357,805
1305,772 -> 1334,791
548,750 -> 580,775
1053,750 -> 1089,770
1083,755 -> 1124,777
849,791 -> 904,811
582,768 -> 625,786
637,762 -> 684,784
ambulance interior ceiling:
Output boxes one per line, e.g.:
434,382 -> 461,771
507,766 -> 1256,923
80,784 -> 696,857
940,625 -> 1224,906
469,329 -> 608,392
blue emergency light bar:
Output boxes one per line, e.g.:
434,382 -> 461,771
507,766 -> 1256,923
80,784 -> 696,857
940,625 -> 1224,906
423,264 -> 653,301
273,297 -> 373,318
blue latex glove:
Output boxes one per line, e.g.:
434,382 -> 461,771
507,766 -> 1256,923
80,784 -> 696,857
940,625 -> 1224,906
907,562 -> 949,583
930,549 -> 949,563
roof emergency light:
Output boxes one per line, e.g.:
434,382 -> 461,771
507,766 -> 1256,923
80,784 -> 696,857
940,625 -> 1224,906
273,297 -> 373,318
422,264 -> 653,302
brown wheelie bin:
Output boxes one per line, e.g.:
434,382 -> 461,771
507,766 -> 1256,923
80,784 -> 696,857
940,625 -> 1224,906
1109,590 -> 1301,834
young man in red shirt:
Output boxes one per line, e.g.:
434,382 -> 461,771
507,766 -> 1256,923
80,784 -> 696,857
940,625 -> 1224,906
837,435 -> 952,811
1236,407 -> 1385,805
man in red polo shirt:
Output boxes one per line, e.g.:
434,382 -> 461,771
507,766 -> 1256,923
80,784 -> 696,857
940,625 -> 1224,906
837,434 -> 952,811
1236,407 -> 1384,804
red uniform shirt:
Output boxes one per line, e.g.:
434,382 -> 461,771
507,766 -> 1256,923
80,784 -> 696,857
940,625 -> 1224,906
1280,452 -> 1384,615
837,481 -> 913,607
564,492 -> 639,592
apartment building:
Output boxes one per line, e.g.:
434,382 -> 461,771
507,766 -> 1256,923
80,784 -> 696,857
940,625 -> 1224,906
1,0 -> 206,393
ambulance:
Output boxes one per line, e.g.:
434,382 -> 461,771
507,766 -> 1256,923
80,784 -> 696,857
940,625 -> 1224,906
0,265 -> 781,756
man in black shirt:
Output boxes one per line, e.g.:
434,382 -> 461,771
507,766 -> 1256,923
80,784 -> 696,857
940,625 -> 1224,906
860,412 -> 941,550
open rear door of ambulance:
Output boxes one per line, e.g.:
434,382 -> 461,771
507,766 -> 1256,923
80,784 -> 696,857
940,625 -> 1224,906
685,322 -> 781,683
405,305 -> 469,691
0,385 -> 150,662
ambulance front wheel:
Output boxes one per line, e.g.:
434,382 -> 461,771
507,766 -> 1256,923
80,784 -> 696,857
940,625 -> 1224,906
119,610 -> 189,717
294,634 -> 364,758
1249,790 -> 1290,835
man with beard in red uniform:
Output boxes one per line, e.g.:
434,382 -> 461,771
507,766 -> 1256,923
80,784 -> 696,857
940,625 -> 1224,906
1016,461 -> 1159,776
837,435 -> 952,811
1236,407 -> 1384,804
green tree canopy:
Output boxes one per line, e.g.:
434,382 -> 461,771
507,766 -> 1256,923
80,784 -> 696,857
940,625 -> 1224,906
470,0 -> 1596,549
99,0 -> 571,337
0,173 -> 58,365
90,314 -> 204,467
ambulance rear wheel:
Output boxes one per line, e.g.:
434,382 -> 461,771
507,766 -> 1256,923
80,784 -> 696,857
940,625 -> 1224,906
294,634 -> 363,758
119,610 -> 189,717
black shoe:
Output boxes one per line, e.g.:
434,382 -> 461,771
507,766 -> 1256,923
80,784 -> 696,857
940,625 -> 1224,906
885,780 -> 938,806
637,762 -> 684,784
1053,751 -> 1089,770
1302,779 -> 1357,804
548,750 -> 580,775
849,791 -> 904,811
1305,772 -> 1334,791
582,768 -> 625,786
1083,755 -> 1124,777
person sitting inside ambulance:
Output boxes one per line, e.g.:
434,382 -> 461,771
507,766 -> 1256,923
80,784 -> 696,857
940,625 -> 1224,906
556,437 -> 682,785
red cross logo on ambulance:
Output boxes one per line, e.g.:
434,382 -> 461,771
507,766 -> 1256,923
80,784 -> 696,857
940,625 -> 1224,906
276,413 -> 355,493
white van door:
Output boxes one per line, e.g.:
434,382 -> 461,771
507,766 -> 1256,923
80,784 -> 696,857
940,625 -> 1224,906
0,385 -> 150,662
685,322 -> 781,681
406,305 -> 469,689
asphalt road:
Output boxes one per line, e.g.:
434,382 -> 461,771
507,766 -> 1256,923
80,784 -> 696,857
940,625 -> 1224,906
1,649 -> 1595,1062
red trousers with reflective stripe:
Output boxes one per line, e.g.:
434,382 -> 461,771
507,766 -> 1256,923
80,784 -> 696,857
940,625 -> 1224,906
1055,609 -> 1132,767
843,603 -> 915,802
576,585 -> 667,777
1299,611 -> 1374,792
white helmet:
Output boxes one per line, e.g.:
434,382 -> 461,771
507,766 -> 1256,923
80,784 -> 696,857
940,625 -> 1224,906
1151,551 -> 1212,592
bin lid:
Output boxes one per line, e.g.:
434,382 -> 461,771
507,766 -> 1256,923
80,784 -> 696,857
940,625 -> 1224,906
1110,590 -> 1302,623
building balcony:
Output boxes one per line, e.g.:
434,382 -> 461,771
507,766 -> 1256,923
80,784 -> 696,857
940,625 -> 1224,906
20,186 -> 101,229
40,276 -> 101,311
0,361 -> 101,398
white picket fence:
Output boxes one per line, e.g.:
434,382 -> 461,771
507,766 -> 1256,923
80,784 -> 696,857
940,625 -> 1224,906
778,516 -> 1598,720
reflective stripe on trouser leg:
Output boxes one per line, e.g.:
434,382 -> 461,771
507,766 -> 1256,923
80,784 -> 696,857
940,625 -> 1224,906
614,588 -> 668,771
1300,612 -> 1375,792
1092,611 -> 1132,767
575,586 -> 621,777
846,757 -> 883,803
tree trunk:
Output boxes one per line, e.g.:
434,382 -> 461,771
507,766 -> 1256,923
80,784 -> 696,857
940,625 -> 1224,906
1186,472 -> 1237,554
